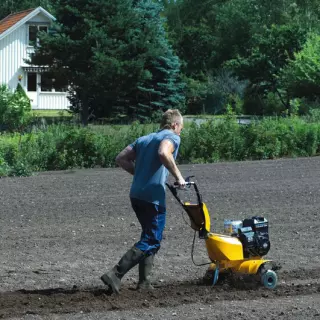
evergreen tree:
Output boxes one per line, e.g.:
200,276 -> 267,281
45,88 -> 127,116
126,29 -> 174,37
30,0 -> 184,124
131,0 -> 185,120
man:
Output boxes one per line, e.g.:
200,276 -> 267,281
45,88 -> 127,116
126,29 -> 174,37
101,109 -> 186,294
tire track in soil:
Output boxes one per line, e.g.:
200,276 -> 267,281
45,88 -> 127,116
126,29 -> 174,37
0,268 -> 319,319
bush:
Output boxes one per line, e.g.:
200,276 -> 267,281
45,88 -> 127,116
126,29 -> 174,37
179,114 -> 247,163
0,155 -> 10,177
0,118 -> 319,177
0,84 -> 32,132
280,33 -> 320,100
15,83 -> 31,109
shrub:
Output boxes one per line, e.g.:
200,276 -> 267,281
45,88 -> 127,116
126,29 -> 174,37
0,118 -> 319,177
0,155 -> 10,177
0,84 -> 32,132
280,33 -> 320,100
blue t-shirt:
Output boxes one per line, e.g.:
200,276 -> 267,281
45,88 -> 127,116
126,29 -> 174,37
129,129 -> 180,207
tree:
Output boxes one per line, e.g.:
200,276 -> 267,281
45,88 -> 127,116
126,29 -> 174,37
227,24 -> 307,100
31,0 -> 144,124
280,33 -> 320,100
164,0 -> 319,80
163,0 -> 320,115
31,0 -> 184,124
164,0 -> 223,79
131,0 -> 185,120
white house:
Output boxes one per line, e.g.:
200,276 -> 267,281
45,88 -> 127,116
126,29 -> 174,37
0,7 -> 69,110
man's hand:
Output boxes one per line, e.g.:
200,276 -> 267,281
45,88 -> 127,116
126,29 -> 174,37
175,177 -> 186,188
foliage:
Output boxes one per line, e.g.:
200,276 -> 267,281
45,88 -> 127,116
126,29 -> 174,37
0,85 -> 32,132
125,1 -> 186,121
15,83 -> 31,109
0,155 -> 10,177
226,24 -> 307,112
3,0 -> 320,118
164,0 -> 220,78
205,70 -> 248,115
30,0 -> 185,124
0,118 -> 319,176
179,115 -> 247,163
164,0 -> 319,115
183,70 -> 248,115
279,33 -> 320,100
183,76 -> 208,115
305,108 -> 320,122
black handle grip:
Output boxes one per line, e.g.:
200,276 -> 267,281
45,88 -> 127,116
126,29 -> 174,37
173,181 -> 194,187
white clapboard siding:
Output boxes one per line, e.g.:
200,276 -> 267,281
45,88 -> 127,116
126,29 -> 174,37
0,24 -> 27,90
36,92 -> 70,110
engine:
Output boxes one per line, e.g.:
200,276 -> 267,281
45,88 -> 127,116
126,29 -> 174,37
238,216 -> 270,257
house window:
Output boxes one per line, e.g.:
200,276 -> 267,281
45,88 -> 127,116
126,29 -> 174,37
40,73 -> 68,92
27,73 -> 37,91
28,25 -> 48,46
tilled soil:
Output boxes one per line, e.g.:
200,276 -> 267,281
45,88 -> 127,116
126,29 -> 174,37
0,157 -> 320,319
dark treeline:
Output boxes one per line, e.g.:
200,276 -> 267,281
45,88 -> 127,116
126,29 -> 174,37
1,0 -> 320,122
162,0 -> 320,116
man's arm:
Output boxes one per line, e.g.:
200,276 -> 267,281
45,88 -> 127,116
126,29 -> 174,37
115,145 -> 136,175
158,139 -> 185,186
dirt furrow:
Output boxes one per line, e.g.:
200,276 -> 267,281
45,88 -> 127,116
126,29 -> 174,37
0,271 -> 319,318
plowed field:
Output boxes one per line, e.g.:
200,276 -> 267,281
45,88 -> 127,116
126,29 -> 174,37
0,157 -> 319,319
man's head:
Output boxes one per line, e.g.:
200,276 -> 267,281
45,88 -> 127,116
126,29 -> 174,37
160,109 -> 183,136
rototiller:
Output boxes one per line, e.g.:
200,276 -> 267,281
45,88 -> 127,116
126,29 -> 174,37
167,177 -> 278,289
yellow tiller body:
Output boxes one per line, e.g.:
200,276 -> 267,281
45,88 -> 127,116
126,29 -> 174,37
167,179 -> 278,289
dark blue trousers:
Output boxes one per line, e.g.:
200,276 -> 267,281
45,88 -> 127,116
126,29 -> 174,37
130,198 -> 166,256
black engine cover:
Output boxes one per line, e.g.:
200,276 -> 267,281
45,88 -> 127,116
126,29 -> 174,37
239,216 -> 270,257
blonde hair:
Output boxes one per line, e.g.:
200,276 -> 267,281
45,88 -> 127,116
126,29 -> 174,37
160,109 -> 182,129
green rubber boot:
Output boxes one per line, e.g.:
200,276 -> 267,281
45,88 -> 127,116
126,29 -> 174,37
137,254 -> 154,290
101,246 -> 144,294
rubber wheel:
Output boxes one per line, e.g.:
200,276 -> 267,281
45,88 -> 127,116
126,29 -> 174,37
261,270 -> 278,289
